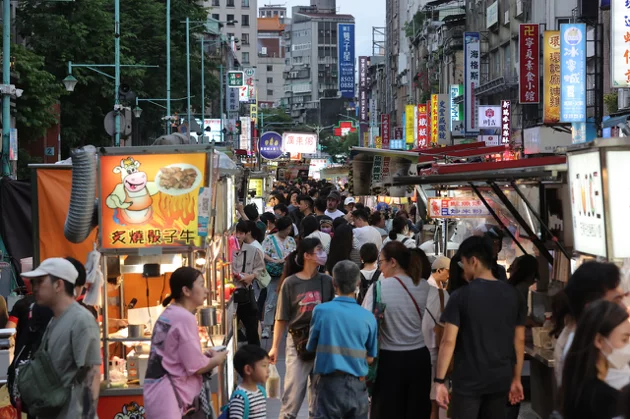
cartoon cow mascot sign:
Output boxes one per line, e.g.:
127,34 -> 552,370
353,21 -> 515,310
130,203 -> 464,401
106,157 -> 159,225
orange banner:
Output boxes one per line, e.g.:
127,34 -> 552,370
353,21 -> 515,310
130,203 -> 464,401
431,95 -> 439,144
543,31 -> 561,124
99,153 -> 207,250
37,168 -> 97,263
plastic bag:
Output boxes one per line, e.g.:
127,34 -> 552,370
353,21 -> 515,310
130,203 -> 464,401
266,364 -> 281,399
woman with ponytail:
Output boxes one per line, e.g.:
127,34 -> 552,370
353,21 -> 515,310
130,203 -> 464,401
362,241 -> 431,419
268,238 -> 335,419
144,267 -> 227,418
382,216 -> 416,249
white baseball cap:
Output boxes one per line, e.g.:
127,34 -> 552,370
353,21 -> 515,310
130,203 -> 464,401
22,257 -> 79,285
432,256 -> 451,271
344,197 -> 356,206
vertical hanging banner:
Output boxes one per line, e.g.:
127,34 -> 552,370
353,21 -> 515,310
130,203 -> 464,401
358,57 -> 368,123
381,114 -> 391,149
405,105 -> 415,145
611,0 -> 630,87
501,100 -> 511,144
450,84 -> 462,127
437,94 -> 451,145
560,23 -> 587,123
417,104 -> 429,148
464,32 -> 481,133
338,24 -> 355,98
519,24 -> 540,103
431,95 -> 439,143
543,31 -> 561,123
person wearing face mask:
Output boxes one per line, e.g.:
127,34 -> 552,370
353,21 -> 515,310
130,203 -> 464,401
562,299 -> 630,419
301,215 -> 331,254
382,216 -> 416,249
268,238 -> 335,419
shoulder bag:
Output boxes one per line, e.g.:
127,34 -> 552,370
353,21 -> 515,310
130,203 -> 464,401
288,276 -> 325,362
233,251 -> 255,305
16,322 -> 73,417
366,281 -> 386,395
256,246 -> 272,288
423,288 -> 454,375
265,235 -> 285,278
393,276 -> 423,321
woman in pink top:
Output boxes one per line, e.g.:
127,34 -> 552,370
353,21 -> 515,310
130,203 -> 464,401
144,267 -> 227,418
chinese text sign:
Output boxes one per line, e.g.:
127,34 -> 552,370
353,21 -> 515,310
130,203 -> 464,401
560,23 -> 586,123
464,32 -> 480,133
519,24 -> 540,104
543,31 -> 561,123
338,24 -> 355,98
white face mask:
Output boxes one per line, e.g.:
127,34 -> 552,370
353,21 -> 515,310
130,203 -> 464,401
604,338 -> 630,370
606,364 -> 630,390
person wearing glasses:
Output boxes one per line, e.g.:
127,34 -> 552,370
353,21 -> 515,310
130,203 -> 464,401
362,241 -> 431,419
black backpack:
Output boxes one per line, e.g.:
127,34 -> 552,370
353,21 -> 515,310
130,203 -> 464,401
358,269 -> 381,305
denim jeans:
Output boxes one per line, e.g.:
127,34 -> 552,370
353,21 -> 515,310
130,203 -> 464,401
314,374 -> 369,419
263,277 -> 280,327
279,334 -> 317,419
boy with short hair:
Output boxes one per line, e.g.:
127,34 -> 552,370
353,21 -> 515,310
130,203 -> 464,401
228,345 -> 270,419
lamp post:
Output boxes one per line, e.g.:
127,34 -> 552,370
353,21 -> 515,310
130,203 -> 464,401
166,0 -> 171,133
114,0 -> 120,146
1,0 -> 10,177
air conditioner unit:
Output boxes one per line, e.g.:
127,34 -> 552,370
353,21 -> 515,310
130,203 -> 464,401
261,47 -> 267,55
618,88 -> 630,109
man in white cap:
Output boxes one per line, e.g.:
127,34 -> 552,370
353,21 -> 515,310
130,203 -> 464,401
422,255 -> 451,419
21,257 -> 101,419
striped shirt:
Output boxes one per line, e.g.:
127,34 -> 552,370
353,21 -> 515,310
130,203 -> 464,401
229,386 -> 266,419
362,274 -> 429,351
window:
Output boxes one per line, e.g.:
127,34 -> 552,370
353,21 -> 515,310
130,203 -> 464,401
267,89 -> 274,96
267,77 -> 273,83
212,0 -> 219,6
242,52 -> 250,63
242,15 -> 250,27
242,0 -> 249,6
267,65 -> 273,71
227,14 -> 235,25
212,13 -> 220,21
557,18 -> 571,30
227,0 -> 234,6
241,33 -> 249,45
227,32 -> 235,39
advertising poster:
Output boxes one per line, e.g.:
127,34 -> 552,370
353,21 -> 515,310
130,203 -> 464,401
501,100 -> 511,144
431,95 -> 438,144
464,32 -> 481,133
567,151 -> 605,257
239,116 -> 251,151
478,106 -> 502,128
417,104 -> 429,148
519,24 -> 540,103
560,24 -> 586,123
605,150 -> 630,257
543,31 -> 561,123
611,0 -> 630,87
437,94 -> 451,145
99,153 -> 208,250
338,24 -> 355,98
405,105 -> 415,145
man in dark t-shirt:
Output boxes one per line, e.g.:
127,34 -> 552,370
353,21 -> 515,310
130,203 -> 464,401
434,236 -> 526,419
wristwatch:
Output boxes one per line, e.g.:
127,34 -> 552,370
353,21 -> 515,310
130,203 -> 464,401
433,377 -> 446,384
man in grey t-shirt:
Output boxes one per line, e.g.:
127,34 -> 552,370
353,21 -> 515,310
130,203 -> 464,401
22,258 -> 102,419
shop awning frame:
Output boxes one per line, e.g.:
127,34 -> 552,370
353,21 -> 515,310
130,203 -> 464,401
602,114 -> 630,128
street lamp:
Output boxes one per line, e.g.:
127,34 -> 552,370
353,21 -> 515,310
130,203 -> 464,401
62,75 -> 78,92
133,105 -> 142,118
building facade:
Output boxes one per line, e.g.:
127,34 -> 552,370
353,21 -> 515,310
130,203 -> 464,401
259,4 -> 287,20
282,0 -> 355,122
257,15 -> 286,107
206,0 -> 258,70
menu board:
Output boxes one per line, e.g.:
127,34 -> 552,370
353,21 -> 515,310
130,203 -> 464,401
99,153 -> 207,250
568,151 -> 606,257
605,150 -> 630,258
428,197 -> 490,219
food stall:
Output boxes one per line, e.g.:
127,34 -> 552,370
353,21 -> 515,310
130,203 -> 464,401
30,144 -> 241,418
392,154 -> 574,419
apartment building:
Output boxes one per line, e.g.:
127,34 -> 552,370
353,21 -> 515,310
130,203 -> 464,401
206,0 -> 258,69
258,15 -> 287,107
259,4 -> 287,20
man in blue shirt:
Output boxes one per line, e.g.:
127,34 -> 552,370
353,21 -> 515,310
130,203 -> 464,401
307,260 -> 378,419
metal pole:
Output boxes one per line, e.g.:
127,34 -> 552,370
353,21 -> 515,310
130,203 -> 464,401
114,0 -> 121,146
166,0 -> 171,133
186,17 -> 191,142
201,36 -> 205,142
220,64 -> 224,143
1,0 -> 11,176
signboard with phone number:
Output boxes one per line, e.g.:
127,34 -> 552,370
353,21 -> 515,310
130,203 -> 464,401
428,198 -> 491,219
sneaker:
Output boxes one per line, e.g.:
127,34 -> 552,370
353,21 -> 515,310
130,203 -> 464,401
261,326 -> 271,339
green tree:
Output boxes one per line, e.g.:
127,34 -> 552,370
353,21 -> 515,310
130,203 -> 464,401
320,131 -> 357,163
16,0 -> 217,154
259,108 -> 294,133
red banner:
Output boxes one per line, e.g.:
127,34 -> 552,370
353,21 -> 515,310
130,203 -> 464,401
417,104 -> 429,148
519,24 -> 540,104
501,100 -> 511,144
381,114 -> 390,149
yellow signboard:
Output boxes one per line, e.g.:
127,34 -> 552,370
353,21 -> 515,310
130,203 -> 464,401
375,136 -> 382,149
100,153 -> 207,250
405,105 -> 415,144
249,178 -> 264,197
543,31 -> 561,124
431,94 -> 439,144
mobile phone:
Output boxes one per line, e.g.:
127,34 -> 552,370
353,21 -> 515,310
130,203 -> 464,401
211,345 -> 227,352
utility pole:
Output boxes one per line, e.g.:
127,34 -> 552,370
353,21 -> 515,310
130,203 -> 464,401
114,0 -> 121,146
220,64 -> 224,143
186,17 -> 191,142
1,0 -> 11,176
200,36 -> 205,141
166,0 -> 171,133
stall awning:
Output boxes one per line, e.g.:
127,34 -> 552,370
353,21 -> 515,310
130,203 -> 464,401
393,156 -> 567,186
350,147 -> 421,160
603,114 -> 630,128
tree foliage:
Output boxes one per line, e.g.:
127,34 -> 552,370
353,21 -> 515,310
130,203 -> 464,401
320,132 -> 357,163
16,0 -> 218,157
